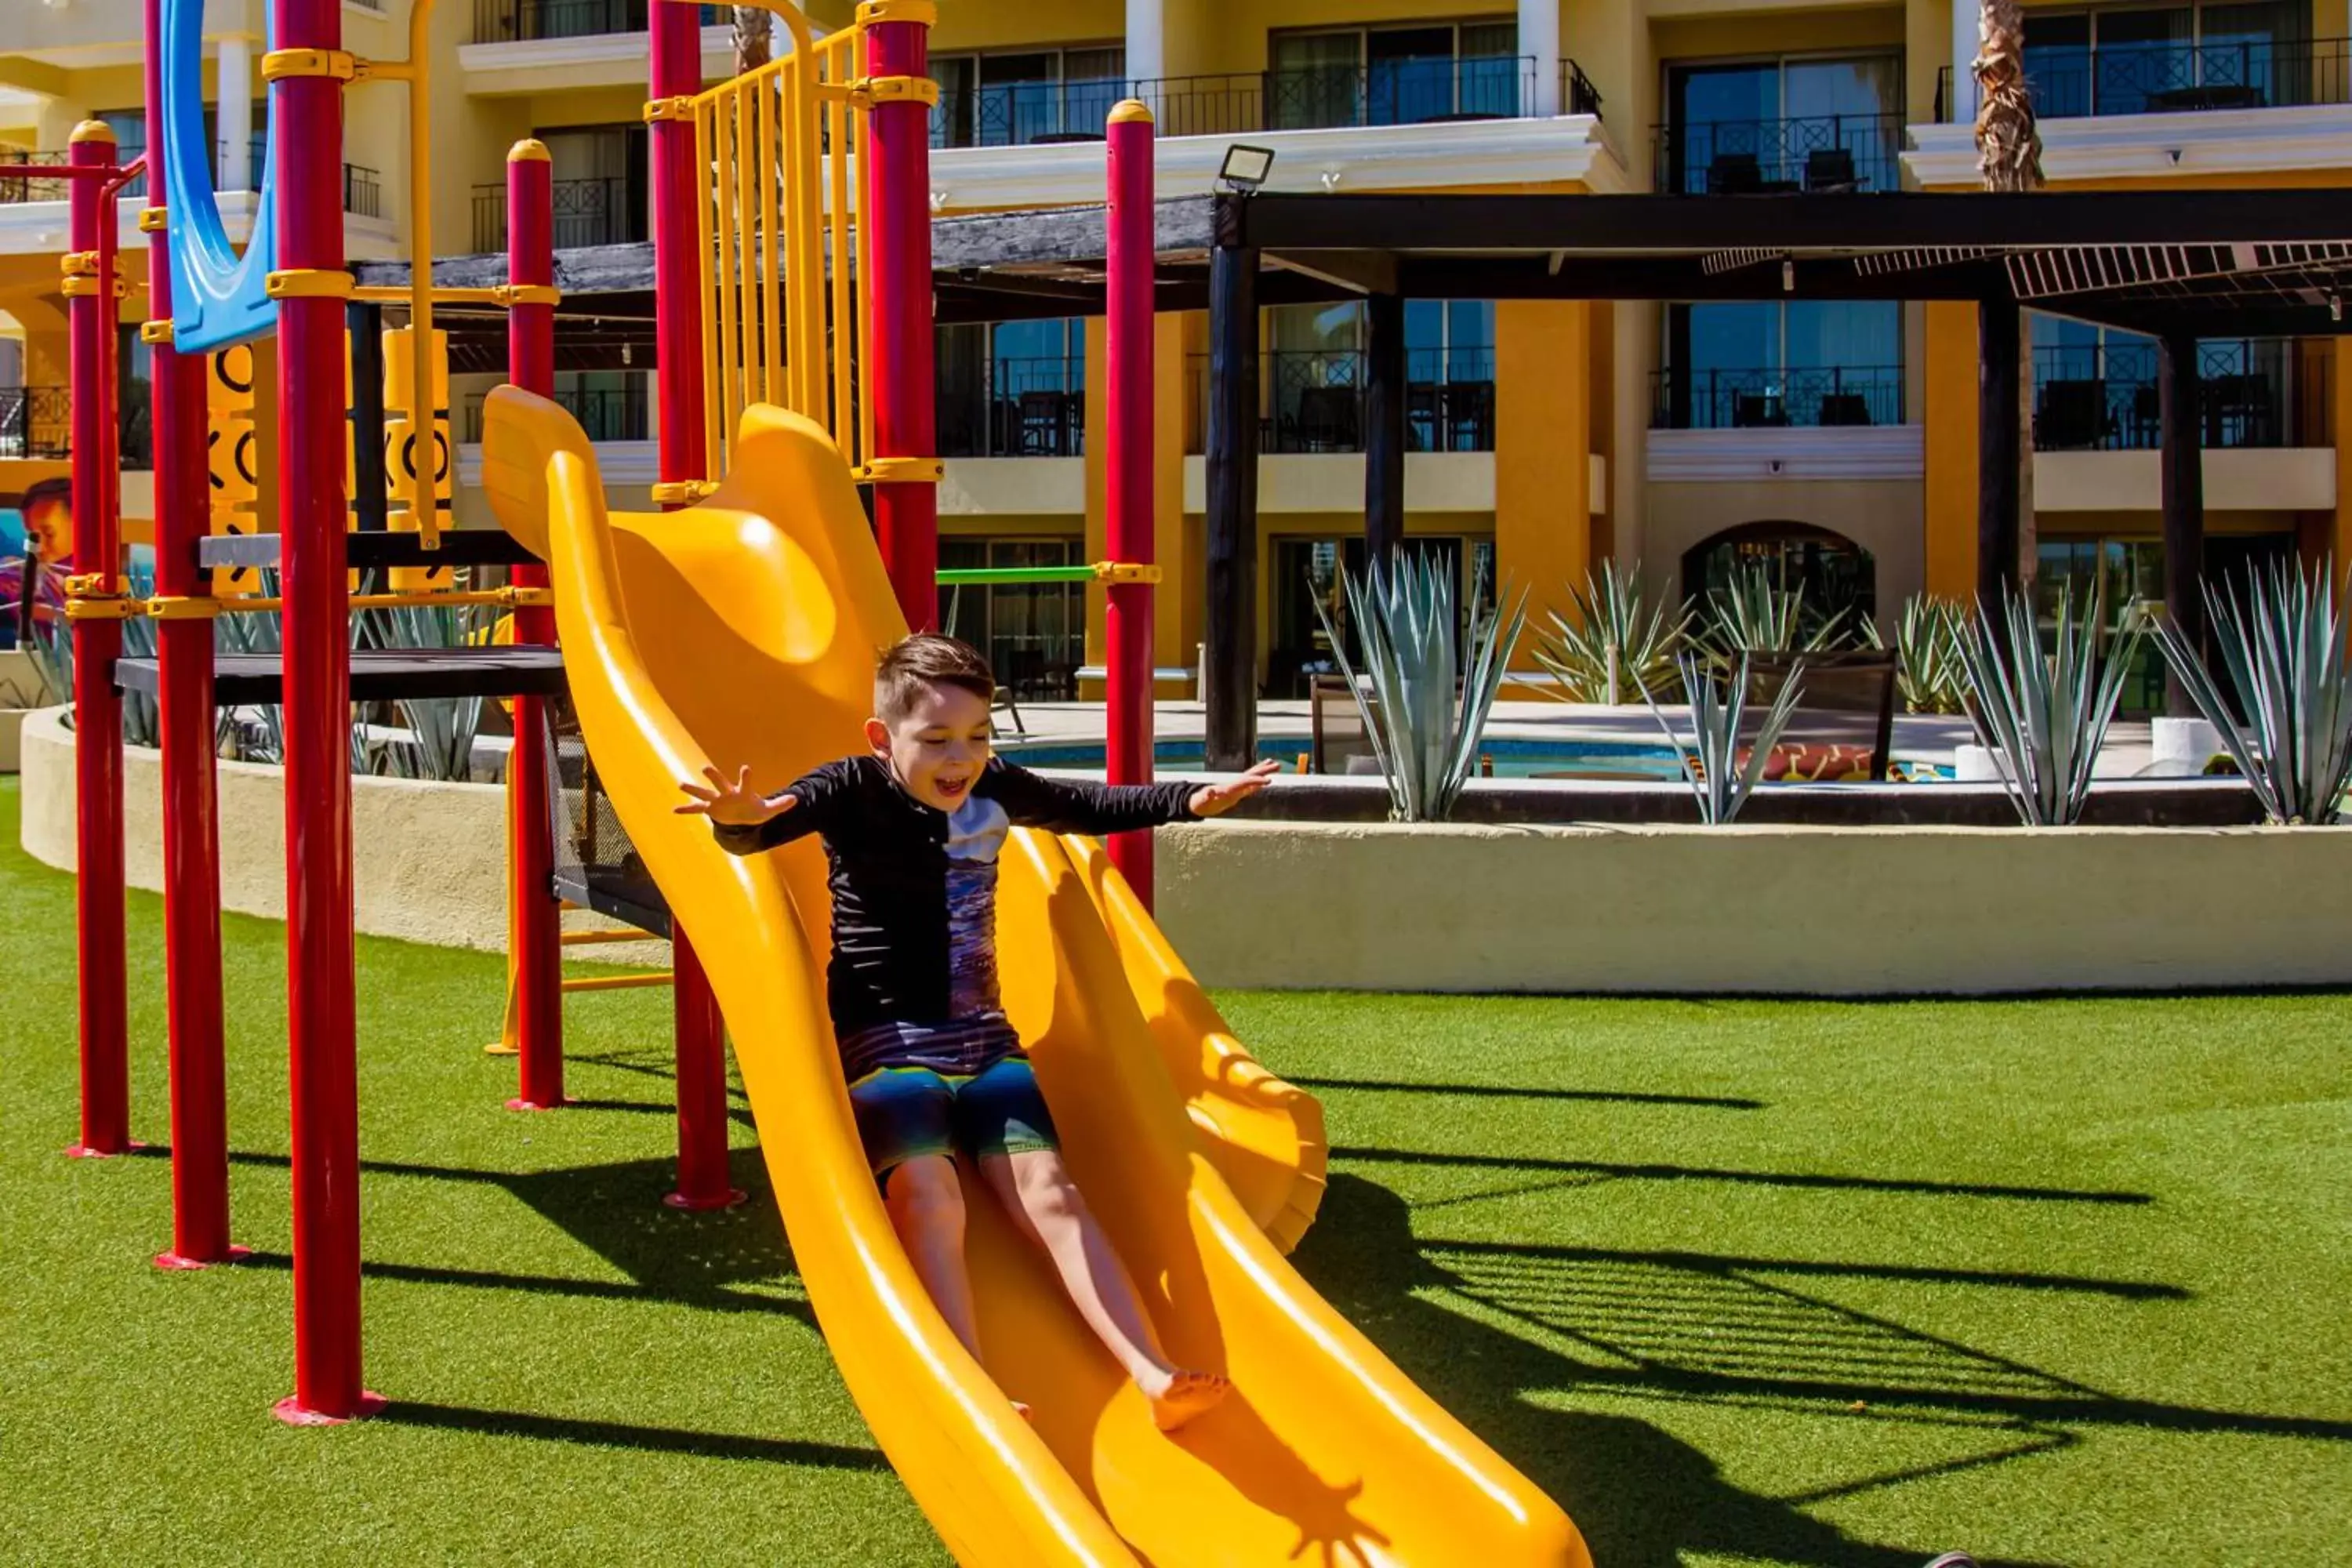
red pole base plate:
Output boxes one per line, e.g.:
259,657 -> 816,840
504,1096 -> 565,1112
663,1187 -> 748,1212
64,1139 -> 147,1160
154,1244 -> 253,1272
270,1391 -> 388,1427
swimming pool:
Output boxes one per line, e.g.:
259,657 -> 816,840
996,735 -> 1691,781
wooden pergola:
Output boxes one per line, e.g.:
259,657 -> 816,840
364,187 -> 2352,767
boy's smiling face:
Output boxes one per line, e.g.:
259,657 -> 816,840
865,679 -> 994,812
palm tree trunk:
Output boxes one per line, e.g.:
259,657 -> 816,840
1975,0 -> 2044,595
733,5 -> 772,76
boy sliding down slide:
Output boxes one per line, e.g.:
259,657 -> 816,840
677,634 -> 1280,1431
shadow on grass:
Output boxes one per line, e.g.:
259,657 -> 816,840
1292,1076 -> 1766,1110
377,1400 -> 887,1470
1292,1173 -> 2343,1568
1334,1145 -> 2151,1205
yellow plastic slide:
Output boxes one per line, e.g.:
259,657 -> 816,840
481,388 -> 1585,1568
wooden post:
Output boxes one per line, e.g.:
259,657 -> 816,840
1976,296 -> 2024,615
1363,291 -> 1406,562
2159,331 -> 2206,717
1204,240 -> 1259,772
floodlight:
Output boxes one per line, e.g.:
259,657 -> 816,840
1217,144 -> 1275,194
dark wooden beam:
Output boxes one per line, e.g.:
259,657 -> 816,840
1205,243 -> 1261,773
2158,331 -> 2206,717
1978,297 -> 2024,612
347,302 -> 389,534
1364,292 -> 1406,561
1397,255 -> 2005,302
1266,247 -> 1398,296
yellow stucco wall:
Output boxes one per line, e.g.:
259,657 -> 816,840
1494,299 -> 1592,661
1922,301 -> 1979,599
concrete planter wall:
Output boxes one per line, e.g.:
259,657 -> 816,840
16,706 -> 664,963
0,648 -> 45,775
1154,818 -> 2352,995
24,706 -> 2350,996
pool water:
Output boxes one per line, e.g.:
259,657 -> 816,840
996,736 -> 1691,781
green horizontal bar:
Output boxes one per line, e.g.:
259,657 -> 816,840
936,565 -> 1102,586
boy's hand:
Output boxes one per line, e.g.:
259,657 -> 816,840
1188,759 -> 1283,818
675,764 -> 793,828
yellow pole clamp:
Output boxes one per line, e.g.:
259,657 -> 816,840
64,575 -> 140,621
137,206 -> 169,233
60,251 -> 100,278
140,321 -> 176,345
855,456 -> 946,485
266,269 -> 356,300
642,96 -> 695,124
260,48 -> 358,82
1094,562 -> 1164,585
847,75 -> 940,109
492,283 -> 561,308
856,0 -> 940,24
146,595 -> 223,621
61,276 -> 129,299
649,480 -> 720,506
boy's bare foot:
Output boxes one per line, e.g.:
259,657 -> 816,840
1141,1367 -> 1229,1432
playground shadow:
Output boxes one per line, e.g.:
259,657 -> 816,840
376,1399 -> 887,1471
1290,1075 -> 1766,1110
1332,1144 -> 2152,1206
1294,1172 -> 2090,1568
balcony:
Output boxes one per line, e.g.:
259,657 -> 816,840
462,384 -> 648,445
2030,339 -> 2322,451
938,357 -> 1085,459
471,176 -> 644,252
471,0 -> 724,42
1935,37 -> 2351,121
1654,114 -> 1907,194
0,152 -> 70,205
0,384 -> 152,468
1653,366 -> 1905,430
1185,348 -> 1497,455
343,163 -> 381,219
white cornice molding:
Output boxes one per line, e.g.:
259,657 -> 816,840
1905,104 -> 2352,186
931,115 -> 1628,211
1648,425 -> 1925,482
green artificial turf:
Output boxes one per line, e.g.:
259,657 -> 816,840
3,773 -> 2348,1566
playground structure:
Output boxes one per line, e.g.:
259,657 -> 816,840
45,0 -> 1586,1560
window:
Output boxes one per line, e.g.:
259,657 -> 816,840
2024,2 -> 2302,116
937,536 -> 1087,700
2029,316 -> 2297,449
931,47 -> 1127,147
537,125 -> 648,248
1260,302 -> 1497,452
1268,535 -> 1490,697
1661,301 -> 1904,428
1269,21 -> 1522,129
1661,54 -> 1904,193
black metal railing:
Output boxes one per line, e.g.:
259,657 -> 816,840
343,162 -> 380,218
0,150 -> 71,205
1184,348 -> 1497,455
1652,365 -> 1906,430
1936,37 -> 2352,120
471,176 -> 645,252
937,355 -> 1086,458
462,384 -> 651,445
1563,59 -> 1605,118
0,386 -> 71,459
473,0 -> 643,42
993,58 -> 1544,144
1655,112 -> 1907,194
932,79 -> 1131,149
212,135 -> 269,192
2031,339 -> 2314,450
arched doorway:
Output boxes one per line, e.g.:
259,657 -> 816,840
1682,521 -> 1877,624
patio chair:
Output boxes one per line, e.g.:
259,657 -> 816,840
1309,673 -> 1382,775
1742,649 -> 1897,782
1705,151 -> 1765,194
1817,390 -> 1872,426
1733,391 -> 1788,428
2034,378 -> 2109,449
1803,147 -> 1860,193
1297,386 -> 1361,451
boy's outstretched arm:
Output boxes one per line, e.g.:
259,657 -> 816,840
677,759 -> 845,854
990,757 -> 1280,834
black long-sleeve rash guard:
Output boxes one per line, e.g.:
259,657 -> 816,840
713,753 -> 1197,1053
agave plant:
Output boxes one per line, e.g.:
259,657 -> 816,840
358,597 -> 492,782
1896,595 -> 1970,715
26,567 -> 162,745
1638,651 -> 1806,825
1528,561 -> 1690,706
1704,562 -> 1848,658
2149,558 -> 2352,825
212,572 -> 285,764
1955,583 -> 2143,826
1312,551 -> 1526,822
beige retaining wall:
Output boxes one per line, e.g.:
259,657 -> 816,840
0,648 -> 43,774
24,705 -> 2352,994
1156,818 -> 2352,995
16,707 -> 666,964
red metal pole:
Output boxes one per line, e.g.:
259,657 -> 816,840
504,140 -> 564,1113
270,0 -> 378,1425
862,2 -> 938,632
144,0 -> 238,1261
64,121 -> 133,1161
652,1 -> 742,1211
1104,101 -> 1156,907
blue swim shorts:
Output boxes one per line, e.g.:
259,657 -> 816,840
847,1054 -> 1059,1188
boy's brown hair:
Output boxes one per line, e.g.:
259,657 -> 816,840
875,633 -> 996,722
